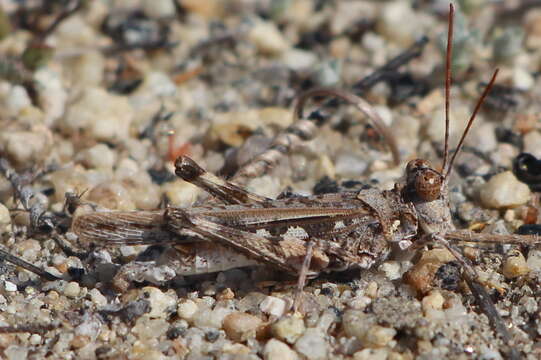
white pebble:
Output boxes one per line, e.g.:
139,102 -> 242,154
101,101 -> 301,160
131,72 -> 177,104
272,315 -> 306,344
89,288 -> 107,307
5,85 -> 31,115
260,296 -> 287,318
2,129 -> 52,166
0,203 -> 10,230
79,143 -> 116,169
523,130 -> 541,159
422,291 -> 444,312
281,49 -> 318,71
249,20 -> 289,56
363,325 -> 396,347
162,180 -> 199,207
4,281 -> 17,292
294,328 -> 328,360
61,87 -> 134,143
353,348 -> 389,360
29,334 -> 42,345
263,339 -> 299,360
87,181 -> 135,211
527,249 -> 541,272
193,306 -> 233,329
479,171 -> 531,209
4,345 -> 28,360
63,282 -> 81,298
246,175 -> 282,199
141,0 -> 176,18
377,1 -> 418,46
34,68 -> 68,125
335,153 -> 368,178
223,312 -> 262,342
513,67 -> 534,90
466,122 -> 497,153
66,51 -> 105,88
17,239 -> 41,262
177,300 -> 199,322
142,287 -> 176,318
502,250 -> 530,279
343,310 -> 373,340
378,261 -> 401,281
132,317 -> 169,341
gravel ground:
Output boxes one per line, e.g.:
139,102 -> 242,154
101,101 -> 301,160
1,1 -> 541,359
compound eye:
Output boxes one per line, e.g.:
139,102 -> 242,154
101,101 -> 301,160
414,169 -> 442,201
406,159 -> 431,177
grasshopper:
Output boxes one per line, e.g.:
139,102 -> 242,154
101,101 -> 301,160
0,3 -> 537,359
69,5 -> 534,358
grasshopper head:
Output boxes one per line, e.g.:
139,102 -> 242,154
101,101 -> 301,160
405,159 -> 444,202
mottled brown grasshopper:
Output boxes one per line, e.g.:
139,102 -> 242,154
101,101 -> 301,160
0,4 -> 537,359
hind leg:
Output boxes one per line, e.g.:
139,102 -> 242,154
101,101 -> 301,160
174,156 -> 271,205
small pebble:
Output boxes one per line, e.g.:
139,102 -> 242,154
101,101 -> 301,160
15,239 -> 41,262
527,249 -> 541,272
377,0 -> 418,46
87,181 -> 135,211
141,0 -> 176,18
89,288 -> 107,307
502,250 -> 530,279
248,20 -> 289,56
348,296 -> 372,310
4,281 -> 17,292
353,348 -> 390,360
421,290 -> 445,320
260,296 -> 287,318
0,203 -> 10,231
335,153 -> 368,178
142,287 -> 176,318
263,339 -> 299,360
523,130 -> 541,159
2,129 -> 53,166
216,288 -> 235,301
404,248 -> 455,294
29,334 -> 42,345
162,180 -> 200,207
363,325 -> 396,348
63,282 -> 81,298
294,328 -> 329,360
281,48 -> 318,71
70,335 -> 91,349
222,343 -> 251,355
466,122 -> 497,153
223,312 -> 263,342
479,171 -> 531,209
4,84 -> 31,115
180,0 -> 223,18
379,261 -> 402,281
177,300 -> 198,322
365,281 -> 379,299
193,306 -> 234,329
272,315 -> 306,344
513,67 -> 535,90
79,143 -> 116,169
342,310 -> 373,340
4,345 -> 28,360
61,87 -> 134,143
132,317 -> 169,341
33,68 -> 67,125
422,291 -> 444,312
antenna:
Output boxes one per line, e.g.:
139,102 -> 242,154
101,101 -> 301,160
443,68 -> 499,180
441,3 -> 454,174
